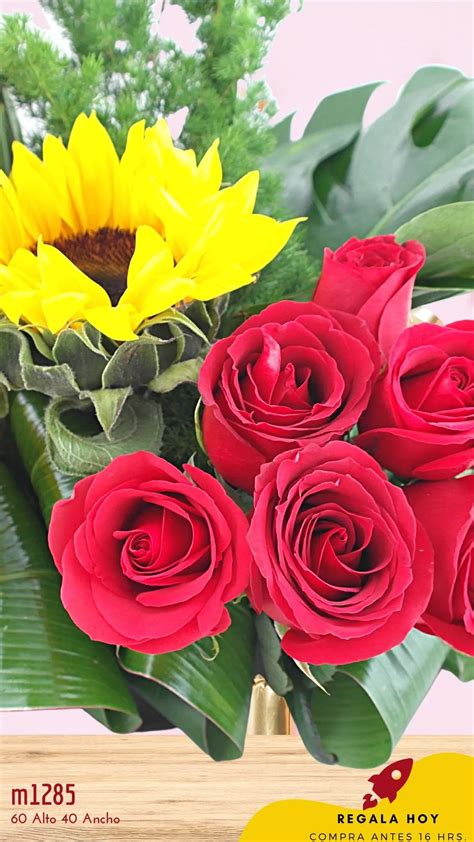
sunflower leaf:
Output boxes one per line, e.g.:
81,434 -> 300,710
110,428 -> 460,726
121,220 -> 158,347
148,357 -> 203,393
85,386 -> 133,436
45,393 -> 164,475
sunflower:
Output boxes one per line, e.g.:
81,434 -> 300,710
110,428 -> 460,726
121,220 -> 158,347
0,113 -> 302,341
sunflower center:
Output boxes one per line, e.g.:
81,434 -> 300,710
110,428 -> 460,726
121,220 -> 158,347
53,228 -> 136,305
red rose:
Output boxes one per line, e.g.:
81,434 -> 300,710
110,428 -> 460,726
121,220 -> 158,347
312,235 -> 425,358
48,451 -> 250,653
405,476 -> 474,657
358,320 -> 474,479
247,440 -> 433,665
198,301 -> 380,493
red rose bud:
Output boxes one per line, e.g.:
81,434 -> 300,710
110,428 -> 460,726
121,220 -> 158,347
48,451 -> 251,653
312,235 -> 425,358
405,476 -> 474,657
358,320 -> 474,479
247,440 -> 434,665
198,301 -> 381,493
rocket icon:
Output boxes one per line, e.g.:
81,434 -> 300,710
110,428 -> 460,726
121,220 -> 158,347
362,758 -> 414,809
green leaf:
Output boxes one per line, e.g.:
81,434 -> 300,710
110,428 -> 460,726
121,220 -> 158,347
304,66 -> 474,257
0,384 -> 8,418
308,630 -> 448,768
52,327 -> 108,391
0,86 -> 22,173
0,461 -> 141,731
254,614 -> 293,696
284,657 -> 337,766
443,648 -> 474,682
86,386 -> 132,436
9,391 -> 79,523
45,393 -> 164,475
101,336 -> 161,389
266,82 -> 380,216
118,602 -> 256,760
149,357 -> 202,393
396,202 -> 474,288
411,288 -> 462,308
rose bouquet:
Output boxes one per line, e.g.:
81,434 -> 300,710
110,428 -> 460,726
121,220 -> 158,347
0,60 -> 473,769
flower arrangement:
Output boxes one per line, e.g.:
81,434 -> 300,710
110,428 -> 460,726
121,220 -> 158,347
0,1 -> 472,769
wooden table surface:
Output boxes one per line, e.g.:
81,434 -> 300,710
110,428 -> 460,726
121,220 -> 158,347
1,735 -> 471,841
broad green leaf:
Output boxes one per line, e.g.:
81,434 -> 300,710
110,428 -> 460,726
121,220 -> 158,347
118,602 -> 256,760
0,462 -> 141,732
0,384 -> 8,418
45,393 -> 163,475
266,82 -> 380,216
411,288 -> 462,308
284,657 -> 337,766
308,630 -> 447,768
443,648 -> 474,682
0,86 -> 22,173
254,614 -> 293,696
396,202 -> 474,287
9,391 -> 78,523
304,67 -> 474,257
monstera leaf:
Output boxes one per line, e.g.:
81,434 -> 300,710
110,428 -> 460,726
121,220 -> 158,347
266,66 -> 473,276
305,66 -> 474,257
396,202 -> 474,293
265,82 -> 380,217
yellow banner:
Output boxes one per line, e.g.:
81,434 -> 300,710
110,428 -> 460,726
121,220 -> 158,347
240,753 -> 473,841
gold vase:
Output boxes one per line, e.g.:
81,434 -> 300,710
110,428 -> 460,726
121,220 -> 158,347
247,675 -> 291,736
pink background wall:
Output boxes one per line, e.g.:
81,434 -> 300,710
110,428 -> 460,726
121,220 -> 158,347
0,0 -> 472,736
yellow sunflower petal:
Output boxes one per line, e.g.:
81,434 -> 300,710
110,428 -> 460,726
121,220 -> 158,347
42,134 -> 87,232
121,122 -> 166,231
0,190 -> 24,264
10,142 -> 62,243
148,117 -> 174,150
219,170 -> 260,215
84,303 -> 140,342
0,247 -> 41,290
231,214 -> 305,274
133,276 -> 197,323
0,290 -> 44,326
189,170 -> 260,236
125,224 -> 174,290
195,139 -> 222,196
36,240 -> 110,306
41,292 -> 88,333
67,112 -> 120,231
192,264 -> 253,301
153,188 -> 191,260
